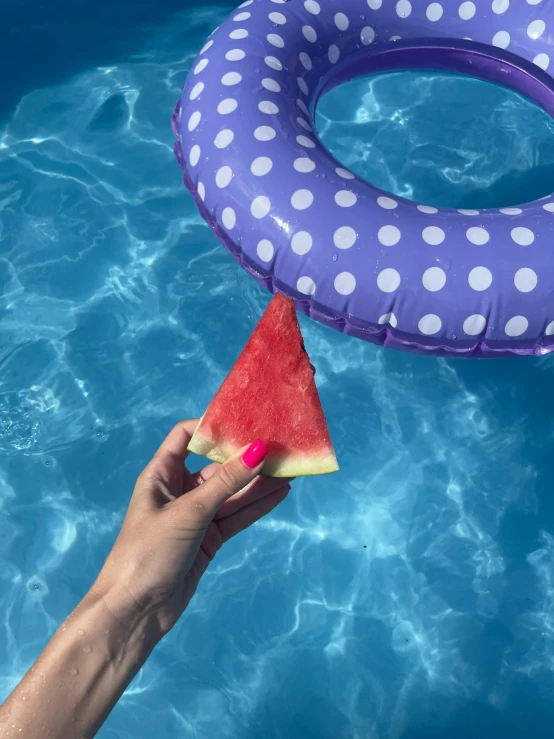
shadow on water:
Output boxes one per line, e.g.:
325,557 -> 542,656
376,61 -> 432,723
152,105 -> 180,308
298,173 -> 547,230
0,0 -> 235,126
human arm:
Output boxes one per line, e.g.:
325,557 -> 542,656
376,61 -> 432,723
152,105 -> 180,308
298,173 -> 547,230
0,420 -> 290,739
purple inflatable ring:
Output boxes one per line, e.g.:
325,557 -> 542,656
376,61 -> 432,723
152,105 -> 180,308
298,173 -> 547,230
173,0 -> 554,358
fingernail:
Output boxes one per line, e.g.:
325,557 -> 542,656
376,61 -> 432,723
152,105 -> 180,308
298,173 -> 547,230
242,439 -> 269,469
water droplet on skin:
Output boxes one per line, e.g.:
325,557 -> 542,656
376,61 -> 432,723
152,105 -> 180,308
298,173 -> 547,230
195,503 -> 204,509
83,646 -> 92,654
70,667 -> 79,676
77,629 -> 85,636
103,629 -> 111,636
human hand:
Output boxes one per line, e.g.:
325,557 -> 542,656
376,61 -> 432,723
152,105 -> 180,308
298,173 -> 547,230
92,420 -> 291,637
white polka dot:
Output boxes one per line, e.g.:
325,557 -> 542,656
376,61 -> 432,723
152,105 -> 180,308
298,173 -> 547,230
377,268 -> 401,292
259,100 -> 279,115
222,72 -> 242,86
239,0 -> 253,6
222,207 -> 236,229
304,0 -> 321,14
396,0 -> 412,17
197,181 -> 205,201
492,0 -> 509,12
297,135 -> 316,148
262,78 -> 281,92
254,126 -> 276,141
225,49 -> 245,61
528,20 -> 545,39
419,314 -> 442,335
511,227 -> 535,245
217,98 -> 238,115
188,111 -> 201,131
270,0 -> 288,3
251,157 -> 273,176
335,190 -> 357,207
464,315 -> 487,336
499,207 -> 522,215
334,226 -> 357,249
361,26 -> 376,44
417,204 -> 438,213
335,12 -> 349,30
257,240 -> 274,262
527,0 -> 544,4
378,196 -> 398,210
251,196 -> 271,218
367,0 -> 382,8
269,11 -> 287,24
390,35 -> 402,41
422,226 -> 445,245
216,166 -> 233,188
543,202 -> 554,212
265,56 -> 283,71
422,267 -> 446,291
493,30 -> 510,48
189,145 -> 201,166
294,157 -> 316,173
328,45 -> 340,64
458,209 -> 479,215
267,33 -> 285,48
229,29 -> 248,39
534,53 -> 550,71
426,3 -> 443,21
297,99 -> 310,116
200,39 -> 214,53
233,12 -> 251,21
546,321 -> 554,336
299,52 -> 313,70
291,189 -> 314,210
214,128 -> 235,149
466,227 -> 490,245
335,272 -> 356,295
468,266 -> 493,291
514,267 -> 537,292
378,225 -> 401,246
297,117 -> 313,131
298,78 -> 309,95
297,276 -> 316,295
459,1 -> 476,19
302,25 -> 318,42
194,59 -> 209,75
292,231 -> 313,255
336,167 -> 355,179
378,312 -> 397,328
505,316 -> 528,337
190,82 -> 204,100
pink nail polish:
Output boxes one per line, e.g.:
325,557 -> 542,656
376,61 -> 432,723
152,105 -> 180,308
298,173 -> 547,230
242,439 -> 269,469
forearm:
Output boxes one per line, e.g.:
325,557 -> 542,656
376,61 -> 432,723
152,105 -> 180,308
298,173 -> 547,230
0,584 -> 160,739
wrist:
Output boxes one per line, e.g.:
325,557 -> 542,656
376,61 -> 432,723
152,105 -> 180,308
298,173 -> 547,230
85,578 -> 164,653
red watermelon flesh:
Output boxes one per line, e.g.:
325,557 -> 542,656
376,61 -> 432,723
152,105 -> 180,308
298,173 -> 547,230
188,293 -> 339,477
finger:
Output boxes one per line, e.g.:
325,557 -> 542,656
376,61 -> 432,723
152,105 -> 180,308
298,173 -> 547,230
190,462 -> 220,489
217,485 -> 290,543
214,476 -> 293,520
179,440 -> 268,519
153,419 -> 199,466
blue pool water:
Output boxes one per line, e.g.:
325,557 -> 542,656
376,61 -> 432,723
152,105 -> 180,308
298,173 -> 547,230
2,3 -> 554,738
317,71 -> 554,209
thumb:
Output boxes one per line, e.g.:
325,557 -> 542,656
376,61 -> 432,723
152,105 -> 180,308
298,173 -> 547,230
185,440 -> 269,518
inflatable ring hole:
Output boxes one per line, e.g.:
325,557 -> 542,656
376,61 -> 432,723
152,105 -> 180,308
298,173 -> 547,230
315,41 -> 554,211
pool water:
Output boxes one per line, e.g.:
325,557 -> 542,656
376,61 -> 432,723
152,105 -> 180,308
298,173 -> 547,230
317,71 -> 554,209
2,3 -> 554,738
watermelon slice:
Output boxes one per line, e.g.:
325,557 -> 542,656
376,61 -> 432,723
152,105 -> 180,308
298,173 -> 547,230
188,293 -> 339,477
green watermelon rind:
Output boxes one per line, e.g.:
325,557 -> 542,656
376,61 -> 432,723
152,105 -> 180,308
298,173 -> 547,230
188,424 -> 339,478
